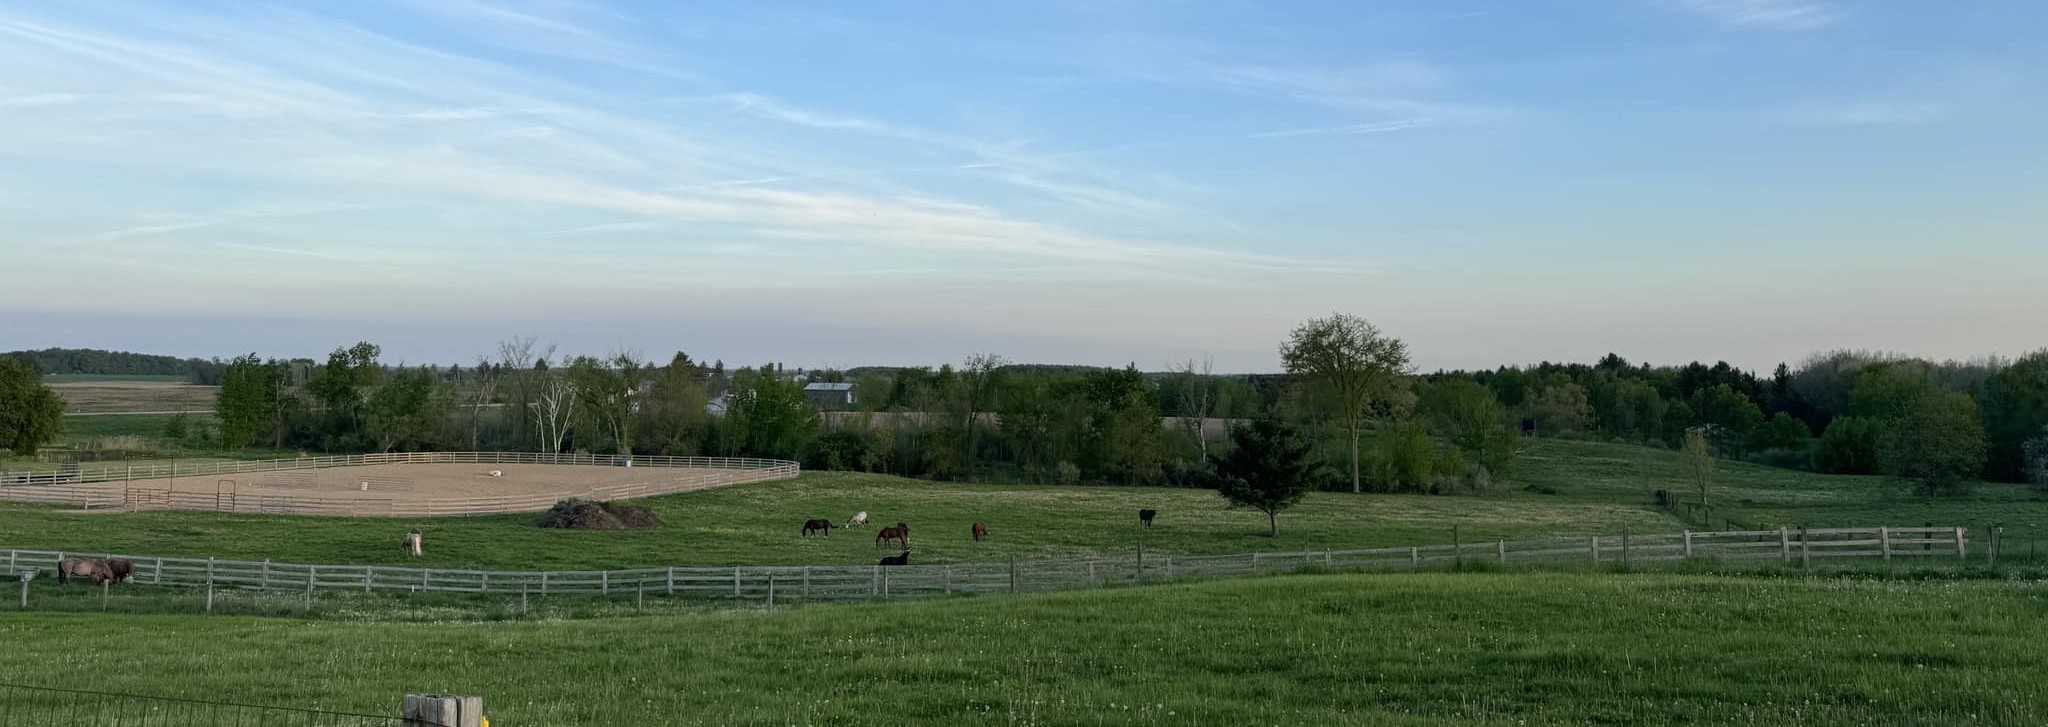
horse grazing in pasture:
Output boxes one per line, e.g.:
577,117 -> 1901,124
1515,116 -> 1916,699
401,529 -> 424,558
102,559 -> 134,583
56,558 -> 119,585
848,511 -> 869,528
1139,509 -> 1158,527
802,519 -> 834,536
971,522 -> 989,542
878,551 -> 910,567
875,522 -> 910,549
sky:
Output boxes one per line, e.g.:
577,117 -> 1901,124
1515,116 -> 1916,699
1,0 -> 2043,373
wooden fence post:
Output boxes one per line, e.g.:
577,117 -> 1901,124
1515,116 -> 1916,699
1590,536 -> 1600,564
205,558 -> 215,613
1956,527 -> 1967,561
402,694 -> 482,727
305,565 -> 316,609
1164,556 -> 1174,580
1779,527 -> 1791,563
1497,540 -> 1506,565
881,566 -> 890,600
1622,528 -> 1632,569
1683,531 -> 1693,558
804,566 -> 813,599
943,566 -> 952,595
601,571 -> 609,596
1880,527 -> 1891,563
767,575 -> 776,611
1799,526 -> 1810,568
666,567 -> 675,595
1410,547 -> 1419,566
733,566 -> 742,598
1009,556 -> 1018,594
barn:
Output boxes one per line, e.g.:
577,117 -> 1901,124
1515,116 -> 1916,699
803,382 -> 857,410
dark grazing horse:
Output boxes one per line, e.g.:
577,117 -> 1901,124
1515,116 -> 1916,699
878,551 -> 910,567
101,559 -> 134,583
1139,509 -> 1158,527
971,522 -> 989,542
802,518 -> 834,537
875,522 -> 910,549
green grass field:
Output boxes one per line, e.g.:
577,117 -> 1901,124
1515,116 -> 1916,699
2,571 -> 2042,726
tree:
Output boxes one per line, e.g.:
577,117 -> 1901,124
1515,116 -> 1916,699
1280,314 -> 1411,493
1214,419 -> 1320,536
1169,357 -> 1219,457
0,356 -> 64,455
957,353 -> 1008,473
464,356 -> 501,450
1526,383 -> 1593,437
1980,352 -> 2048,482
215,353 -> 280,449
366,368 -> 443,452
1682,427 -> 1714,507
1606,379 -> 1668,443
1690,384 -> 1765,454
1750,412 -> 1813,453
1817,416 -> 1883,474
724,365 -> 818,459
1881,391 -> 1988,496
533,368 -> 578,453
1417,378 -> 1516,483
2023,428 -> 2048,490
636,352 -> 710,456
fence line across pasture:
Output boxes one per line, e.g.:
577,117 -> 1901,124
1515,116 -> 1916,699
0,525 -> 1973,613
0,682 -> 422,727
0,451 -> 800,518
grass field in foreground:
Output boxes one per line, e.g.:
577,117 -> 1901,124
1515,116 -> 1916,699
0,468 -> 1681,569
2,571 -> 2043,726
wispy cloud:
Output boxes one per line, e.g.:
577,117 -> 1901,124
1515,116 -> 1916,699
1775,101 -> 1947,126
1660,0 -> 1836,31
540,221 -> 664,235
1250,118 -> 1435,139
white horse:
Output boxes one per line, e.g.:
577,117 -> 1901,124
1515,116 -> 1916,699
488,470 -> 504,477
401,529 -> 423,558
848,511 -> 869,528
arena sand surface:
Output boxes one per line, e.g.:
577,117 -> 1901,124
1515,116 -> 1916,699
115,463 -> 728,501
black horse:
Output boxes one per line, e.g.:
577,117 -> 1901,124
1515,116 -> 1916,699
878,551 -> 910,567
802,519 -> 834,536
1139,509 -> 1158,527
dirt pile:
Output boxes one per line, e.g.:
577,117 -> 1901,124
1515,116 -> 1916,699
535,499 -> 664,530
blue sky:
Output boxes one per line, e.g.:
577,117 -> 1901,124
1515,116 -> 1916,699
1,0 -> 2042,372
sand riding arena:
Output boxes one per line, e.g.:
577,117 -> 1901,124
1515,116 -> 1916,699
0,453 -> 799,518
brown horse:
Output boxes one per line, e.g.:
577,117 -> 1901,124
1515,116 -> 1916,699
875,522 -> 910,549
878,551 -> 910,567
802,518 -> 834,537
971,522 -> 989,542
101,559 -> 134,583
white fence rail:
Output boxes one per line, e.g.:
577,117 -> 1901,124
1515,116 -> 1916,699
0,452 -> 800,518
1,526 -> 1970,608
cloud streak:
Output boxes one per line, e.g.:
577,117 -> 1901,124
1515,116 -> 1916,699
1660,0 -> 1836,31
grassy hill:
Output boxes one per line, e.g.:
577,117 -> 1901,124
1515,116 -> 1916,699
1,571 -> 2041,726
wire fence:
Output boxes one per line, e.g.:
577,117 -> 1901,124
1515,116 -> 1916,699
0,452 -> 799,517
1,525 -> 1972,613
0,683 -> 415,727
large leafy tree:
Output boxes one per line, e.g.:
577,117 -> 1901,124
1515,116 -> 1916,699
1280,313 -> 1410,493
0,356 -> 64,455
1980,351 -> 2048,482
215,353 -> 280,449
1882,391 -> 1988,496
1418,378 -> 1517,482
1215,418 -> 1321,536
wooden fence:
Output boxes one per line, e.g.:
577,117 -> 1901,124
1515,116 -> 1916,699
0,452 -> 799,518
0,526 -> 1970,609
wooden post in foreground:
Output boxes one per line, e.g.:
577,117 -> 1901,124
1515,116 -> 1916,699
403,694 -> 483,727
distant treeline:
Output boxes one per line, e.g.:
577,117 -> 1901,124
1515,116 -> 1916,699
2,348 -> 224,380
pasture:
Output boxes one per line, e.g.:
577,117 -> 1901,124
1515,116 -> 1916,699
1,571 -> 2042,725
0,468 -> 1681,569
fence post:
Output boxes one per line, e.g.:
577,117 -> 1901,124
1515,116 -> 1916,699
1956,527 -> 1967,561
1087,561 -> 1097,586
1164,557 -> 1174,580
1779,527 -> 1791,563
636,580 -> 644,611
19,573 -> 27,609
1590,536 -> 1600,563
261,559 -> 271,589
804,566 -> 813,599
1009,556 -> 1018,593
943,566 -> 952,595
666,567 -> 675,595
205,557 -> 215,613
871,566 -> 879,597
306,565 -> 316,609
767,575 -> 776,611
733,566 -> 742,598
602,571 -> 609,596
366,566 -> 374,593
1497,540 -> 1506,565
1453,527 -> 1462,568
1880,527 -> 1891,563
1621,528 -> 1631,570
1683,531 -> 1693,558
881,566 -> 890,600
1799,526 -> 1810,568
1410,547 -> 1419,566
541,572 -> 549,595
402,694 -> 483,727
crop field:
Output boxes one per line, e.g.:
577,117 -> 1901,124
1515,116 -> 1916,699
48,380 -> 218,414
1,571 -> 2042,726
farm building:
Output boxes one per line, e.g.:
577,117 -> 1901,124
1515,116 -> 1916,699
803,382 -> 857,410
